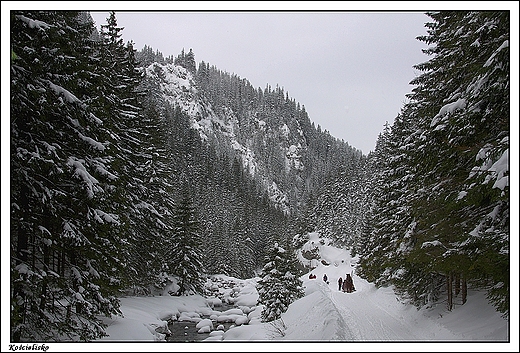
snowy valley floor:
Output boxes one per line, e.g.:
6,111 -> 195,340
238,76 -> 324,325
86,234 -> 514,351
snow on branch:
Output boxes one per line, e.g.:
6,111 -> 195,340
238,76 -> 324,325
430,98 -> 466,127
484,40 -> 509,68
93,209 -> 120,225
94,161 -> 117,181
475,143 -> 494,161
17,15 -> 51,30
71,266 -> 83,283
88,113 -> 103,125
78,132 -> 106,151
38,225 -> 52,236
87,260 -> 100,279
46,80 -> 81,104
421,240 -> 445,249
67,157 -> 100,198
487,149 -> 509,190
135,201 -> 162,217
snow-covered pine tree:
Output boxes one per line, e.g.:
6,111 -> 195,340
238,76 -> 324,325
87,11 -> 164,295
165,191 -> 205,295
256,243 -> 304,322
405,11 -> 509,315
128,92 -> 179,294
449,11 -> 509,316
357,126 -> 391,285
11,11 -> 123,341
101,15 -> 195,295
173,48 -> 196,73
358,105 -> 436,307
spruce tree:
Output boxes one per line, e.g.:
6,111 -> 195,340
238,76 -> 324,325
407,11 -> 509,314
11,11 -> 123,341
165,192 -> 205,295
256,243 -> 304,322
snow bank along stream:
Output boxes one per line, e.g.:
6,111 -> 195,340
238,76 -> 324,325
165,275 -> 261,342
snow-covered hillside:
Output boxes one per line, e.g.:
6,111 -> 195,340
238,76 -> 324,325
142,62 -> 293,212
90,232 -> 511,350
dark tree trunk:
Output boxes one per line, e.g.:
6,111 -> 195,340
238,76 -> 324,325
70,249 -> 83,314
454,274 -> 460,296
12,183 -> 30,342
461,278 -> 467,305
40,244 -> 50,311
447,273 -> 453,311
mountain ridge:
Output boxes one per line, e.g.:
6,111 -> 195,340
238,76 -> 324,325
138,52 -> 365,216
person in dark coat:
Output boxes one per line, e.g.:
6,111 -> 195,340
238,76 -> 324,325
344,274 -> 355,293
323,274 -> 328,283
338,277 -> 343,291
342,278 -> 348,292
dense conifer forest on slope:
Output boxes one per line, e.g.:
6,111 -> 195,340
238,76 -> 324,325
10,11 -> 509,341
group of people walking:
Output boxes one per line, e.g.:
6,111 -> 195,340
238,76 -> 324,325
309,272 -> 355,293
338,274 -> 355,293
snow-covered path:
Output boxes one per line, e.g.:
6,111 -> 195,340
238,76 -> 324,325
328,282 -> 418,340
272,233 -> 508,342
320,278 -> 460,341
278,271 -> 463,341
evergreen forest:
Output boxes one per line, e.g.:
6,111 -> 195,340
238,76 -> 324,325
9,11 -> 509,341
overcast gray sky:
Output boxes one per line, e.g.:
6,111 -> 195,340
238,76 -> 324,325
90,11 -> 429,154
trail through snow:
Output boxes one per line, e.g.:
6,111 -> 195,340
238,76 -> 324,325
306,275 -> 461,341
277,233 -> 507,342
